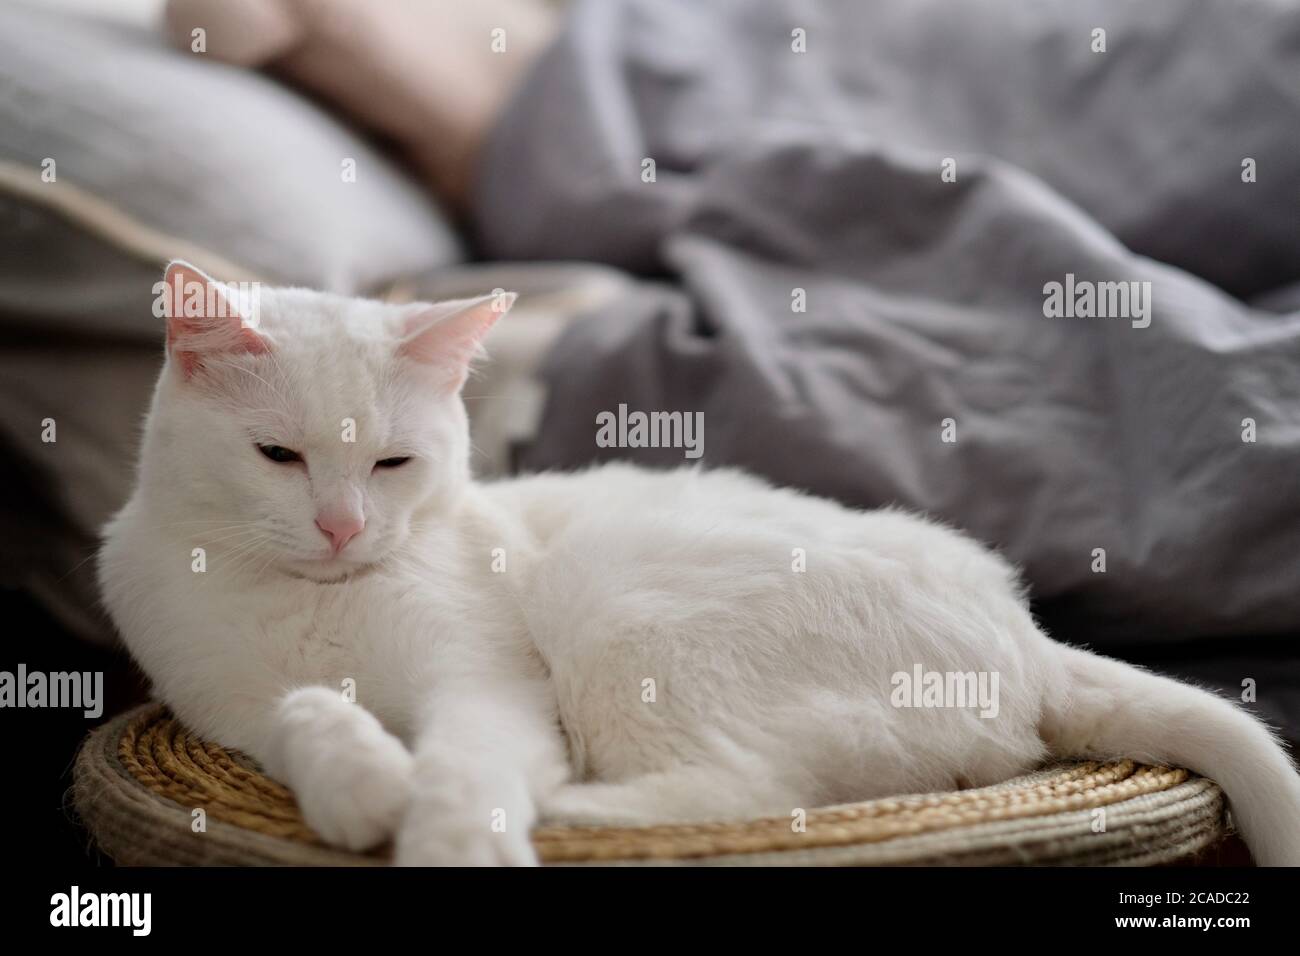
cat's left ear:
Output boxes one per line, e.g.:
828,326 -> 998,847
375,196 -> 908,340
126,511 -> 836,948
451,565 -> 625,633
398,291 -> 516,394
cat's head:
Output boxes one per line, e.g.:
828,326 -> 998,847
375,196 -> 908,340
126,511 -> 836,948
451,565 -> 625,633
137,261 -> 513,582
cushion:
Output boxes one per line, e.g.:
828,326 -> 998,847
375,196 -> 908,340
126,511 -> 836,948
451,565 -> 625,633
75,704 -> 1230,866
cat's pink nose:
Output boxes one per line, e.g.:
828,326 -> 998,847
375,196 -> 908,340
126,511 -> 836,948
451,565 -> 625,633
315,513 -> 365,554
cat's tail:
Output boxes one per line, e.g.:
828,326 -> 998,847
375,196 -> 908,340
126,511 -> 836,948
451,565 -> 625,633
1040,645 -> 1300,866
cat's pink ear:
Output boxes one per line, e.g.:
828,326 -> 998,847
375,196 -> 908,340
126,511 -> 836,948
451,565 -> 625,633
398,292 -> 516,393
162,260 -> 267,379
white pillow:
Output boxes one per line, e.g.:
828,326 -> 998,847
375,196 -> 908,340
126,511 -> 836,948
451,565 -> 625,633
0,0 -> 463,337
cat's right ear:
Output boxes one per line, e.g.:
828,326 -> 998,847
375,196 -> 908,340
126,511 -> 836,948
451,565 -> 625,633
159,260 -> 267,379
398,291 -> 516,394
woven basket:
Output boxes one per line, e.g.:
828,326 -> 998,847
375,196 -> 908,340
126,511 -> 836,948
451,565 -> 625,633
73,704 -> 1228,866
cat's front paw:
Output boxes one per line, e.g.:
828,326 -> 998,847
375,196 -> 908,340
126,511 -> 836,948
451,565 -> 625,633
394,769 -> 538,866
297,737 -> 414,853
394,813 -> 538,867
275,687 -> 415,852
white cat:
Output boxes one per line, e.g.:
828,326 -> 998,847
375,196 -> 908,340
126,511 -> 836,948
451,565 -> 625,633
99,262 -> 1300,866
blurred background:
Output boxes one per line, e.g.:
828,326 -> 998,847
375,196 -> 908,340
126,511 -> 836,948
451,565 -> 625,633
3,0 -> 1297,866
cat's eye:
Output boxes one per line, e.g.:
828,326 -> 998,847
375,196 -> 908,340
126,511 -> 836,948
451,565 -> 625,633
258,444 -> 303,464
375,456 -> 412,469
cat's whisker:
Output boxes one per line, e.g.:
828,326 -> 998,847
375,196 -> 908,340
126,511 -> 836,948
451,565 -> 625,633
131,518 -> 259,534
57,547 -> 106,583
214,535 -> 277,579
192,527 -> 271,548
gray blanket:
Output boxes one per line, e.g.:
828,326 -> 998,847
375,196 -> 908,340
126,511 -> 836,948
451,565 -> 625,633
475,0 -> 1300,645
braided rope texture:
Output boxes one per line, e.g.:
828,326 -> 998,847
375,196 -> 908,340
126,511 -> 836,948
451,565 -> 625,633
73,704 -> 1228,866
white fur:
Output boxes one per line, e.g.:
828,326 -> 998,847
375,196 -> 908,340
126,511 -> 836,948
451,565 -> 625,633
99,272 -> 1300,866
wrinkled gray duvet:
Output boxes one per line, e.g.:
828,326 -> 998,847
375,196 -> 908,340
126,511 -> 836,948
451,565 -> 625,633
474,0 -> 1300,645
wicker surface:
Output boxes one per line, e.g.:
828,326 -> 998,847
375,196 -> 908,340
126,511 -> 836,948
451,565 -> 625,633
74,704 -> 1228,866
